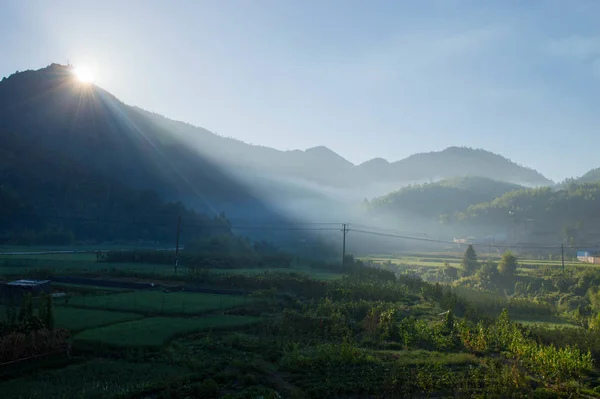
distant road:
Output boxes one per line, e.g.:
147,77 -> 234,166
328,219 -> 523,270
0,248 -> 181,256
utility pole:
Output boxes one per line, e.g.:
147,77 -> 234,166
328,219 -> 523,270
561,244 -> 565,275
341,223 -> 350,270
175,216 -> 181,274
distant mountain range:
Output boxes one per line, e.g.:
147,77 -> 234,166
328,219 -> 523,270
4,64 -> 600,248
138,108 -> 555,189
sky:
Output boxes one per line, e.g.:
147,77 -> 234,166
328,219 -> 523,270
1,0 -> 600,182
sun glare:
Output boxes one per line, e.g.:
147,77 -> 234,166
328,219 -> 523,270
74,66 -> 95,83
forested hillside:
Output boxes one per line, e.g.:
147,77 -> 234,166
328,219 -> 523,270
0,131 -> 231,245
1,64 -> 552,198
366,177 -> 521,220
0,64 -> 284,223
443,182 -> 600,245
574,168 -> 600,184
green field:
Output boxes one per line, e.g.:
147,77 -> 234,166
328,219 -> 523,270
0,253 -> 97,261
74,315 -> 261,348
0,305 -> 144,332
63,291 -> 256,315
0,258 -> 174,277
54,307 -> 144,332
0,359 -> 190,398
52,282 -> 132,293
214,266 -> 343,280
362,255 -> 585,270
0,253 -> 344,281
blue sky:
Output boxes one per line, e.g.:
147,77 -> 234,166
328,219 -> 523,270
2,0 -> 600,182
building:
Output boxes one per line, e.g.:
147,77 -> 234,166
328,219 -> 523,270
0,279 -> 52,303
577,250 -> 600,264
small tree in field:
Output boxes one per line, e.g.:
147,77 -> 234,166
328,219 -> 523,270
476,259 -> 499,286
461,245 -> 479,276
498,251 -> 518,279
18,293 -> 33,322
443,261 -> 458,282
38,293 -> 54,329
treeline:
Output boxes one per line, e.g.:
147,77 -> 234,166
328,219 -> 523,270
100,250 -> 294,270
443,181 -> 600,243
0,146 -> 232,245
367,176 -> 521,220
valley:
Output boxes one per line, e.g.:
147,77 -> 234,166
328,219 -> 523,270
3,64 -> 600,398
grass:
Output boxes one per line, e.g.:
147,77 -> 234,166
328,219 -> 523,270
0,359 -> 190,398
378,349 -> 479,366
54,307 -> 144,332
74,315 -> 262,349
63,291 -> 257,315
0,259 -> 174,276
52,282 -> 131,293
214,266 -> 343,280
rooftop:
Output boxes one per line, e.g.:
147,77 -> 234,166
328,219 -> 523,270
6,279 -> 51,287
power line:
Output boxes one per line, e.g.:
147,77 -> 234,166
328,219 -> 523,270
350,228 -> 585,250
9,209 -> 600,250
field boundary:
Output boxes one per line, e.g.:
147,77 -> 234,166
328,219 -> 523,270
51,276 -> 253,295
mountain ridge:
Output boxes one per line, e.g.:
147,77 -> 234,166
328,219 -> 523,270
0,64 -> 562,218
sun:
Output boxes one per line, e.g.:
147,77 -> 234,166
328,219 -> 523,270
73,66 -> 95,83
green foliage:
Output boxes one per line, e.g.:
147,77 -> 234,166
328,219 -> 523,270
0,359 -> 189,398
461,245 -> 479,276
41,292 -> 54,329
476,259 -> 499,285
18,293 -> 33,322
459,309 -> 594,391
498,250 -> 518,278
4,254 -> 600,397
442,261 -> 459,282
368,176 -> 522,220
449,181 -> 600,243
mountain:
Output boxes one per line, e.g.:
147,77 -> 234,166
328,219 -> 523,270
0,64 -> 554,242
385,147 -> 552,187
0,64 -> 287,220
114,96 -> 552,189
0,64 -> 331,249
574,168 -> 600,184
0,128 -> 233,244
366,176 -> 522,221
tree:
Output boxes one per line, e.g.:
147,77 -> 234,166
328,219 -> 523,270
443,261 -> 458,282
18,293 -> 33,322
461,245 -> 479,276
498,251 -> 518,278
443,310 -> 455,333
476,259 -> 499,286
38,293 -> 54,329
